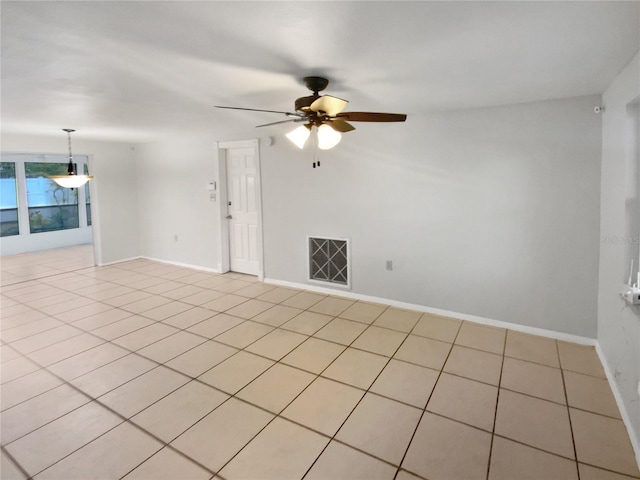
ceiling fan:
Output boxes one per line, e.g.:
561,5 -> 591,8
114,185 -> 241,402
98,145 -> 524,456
215,76 -> 407,150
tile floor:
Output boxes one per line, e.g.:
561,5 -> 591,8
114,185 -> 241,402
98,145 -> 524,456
1,245 -> 639,480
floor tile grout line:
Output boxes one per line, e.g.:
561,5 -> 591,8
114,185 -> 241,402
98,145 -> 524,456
1,288 -> 549,428
144,301 -> 388,386
575,460 -> 640,479
2,319 -> 227,416
3,343 -> 223,479
1,319 -> 82,346
0,274 -> 79,290
1,445 -> 32,480
3,299 -> 384,476
5,294 -> 500,367
2,329 -> 102,365
22,262 -> 249,307
392,317 -> 464,480
177,301 -> 386,477
3,289 -> 622,432
297,304 -> 394,479
485,328 -> 508,480
1,253 -> 632,478
2,298 -> 252,386
490,433 -> 586,464
6,270 -> 597,376
3,298 -> 306,398
115,444 -> 216,480
5,305 -> 611,403
1,287 -> 76,307
4,273 -> 316,348
2,337 -> 593,477
254,303 -> 433,478
557,340 -> 582,480
208,300 -> 374,422
7,405 -> 132,477
2,358 -> 179,445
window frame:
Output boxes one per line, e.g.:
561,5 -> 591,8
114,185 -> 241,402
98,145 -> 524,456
0,162 -> 20,237
0,153 -> 93,250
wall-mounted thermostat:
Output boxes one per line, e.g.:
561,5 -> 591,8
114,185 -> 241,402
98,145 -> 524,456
207,181 -> 217,202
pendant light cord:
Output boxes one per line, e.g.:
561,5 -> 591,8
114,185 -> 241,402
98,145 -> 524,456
67,130 -> 73,161
64,129 -> 76,175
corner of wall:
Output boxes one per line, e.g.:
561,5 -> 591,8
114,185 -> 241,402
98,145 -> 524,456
598,49 -> 640,469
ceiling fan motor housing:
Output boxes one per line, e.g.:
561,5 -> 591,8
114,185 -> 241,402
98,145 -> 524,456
295,95 -> 320,112
303,76 -> 329,93
295,76 -> 330,113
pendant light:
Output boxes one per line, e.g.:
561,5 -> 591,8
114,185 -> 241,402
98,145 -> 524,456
49,129 -> 93,188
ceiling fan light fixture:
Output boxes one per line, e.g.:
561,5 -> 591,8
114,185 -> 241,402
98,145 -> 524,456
286,125 -> 311,149
216,76 -> 407,154
317,124 -> 341,150
49,129 -> 93,188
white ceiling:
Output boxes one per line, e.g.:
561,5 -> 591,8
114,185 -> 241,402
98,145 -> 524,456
1,1 -> 639,143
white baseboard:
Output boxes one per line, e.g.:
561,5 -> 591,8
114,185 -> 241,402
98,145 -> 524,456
263,277 -> 596,345
97,256 -> 142,267
595,344 -> 640,471
98,255 -> 221,274
140,256 -> 221,274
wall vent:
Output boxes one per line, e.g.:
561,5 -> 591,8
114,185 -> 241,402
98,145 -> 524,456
308,236 -> 350,288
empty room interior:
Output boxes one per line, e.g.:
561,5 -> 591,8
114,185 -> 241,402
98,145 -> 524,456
1,1 -> 640,479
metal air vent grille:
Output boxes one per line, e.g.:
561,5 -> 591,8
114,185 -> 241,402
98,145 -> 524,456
308,237 -> 350,287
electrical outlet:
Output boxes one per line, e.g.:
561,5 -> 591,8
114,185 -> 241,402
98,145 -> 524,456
386,260 -> 393,271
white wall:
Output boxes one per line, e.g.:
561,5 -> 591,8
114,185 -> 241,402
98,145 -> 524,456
261,94 -> 602,338
599,51 -> 640,460
130,95 -> 601,339
0,133 -> 139,264
134,135 -> 220,270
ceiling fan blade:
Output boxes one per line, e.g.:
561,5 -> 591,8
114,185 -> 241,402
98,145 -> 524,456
326,119 -> 355,133
255,118 -> 306,128
336,112 -> 407,122
215,105 -> 304,117
310,95 -> 348,116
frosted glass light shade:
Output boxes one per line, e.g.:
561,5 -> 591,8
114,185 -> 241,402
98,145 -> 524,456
286,125 -> 311,149
317,124 -> 341,150
50,174 -> 93,188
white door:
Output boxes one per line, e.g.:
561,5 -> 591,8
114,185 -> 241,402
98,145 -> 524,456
226,146 -> 260,275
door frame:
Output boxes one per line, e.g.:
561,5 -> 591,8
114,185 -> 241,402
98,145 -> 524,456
216,139 -> 265,280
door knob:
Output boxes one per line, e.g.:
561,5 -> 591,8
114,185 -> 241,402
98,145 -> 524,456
226,214 -> 233,219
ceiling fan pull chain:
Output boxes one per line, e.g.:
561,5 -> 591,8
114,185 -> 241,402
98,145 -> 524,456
312,128 -> 318,168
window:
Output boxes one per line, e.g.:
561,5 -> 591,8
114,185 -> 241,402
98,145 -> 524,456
25,162 -> 79,233
0,162 -> 19,237
0,153 -> 92,255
